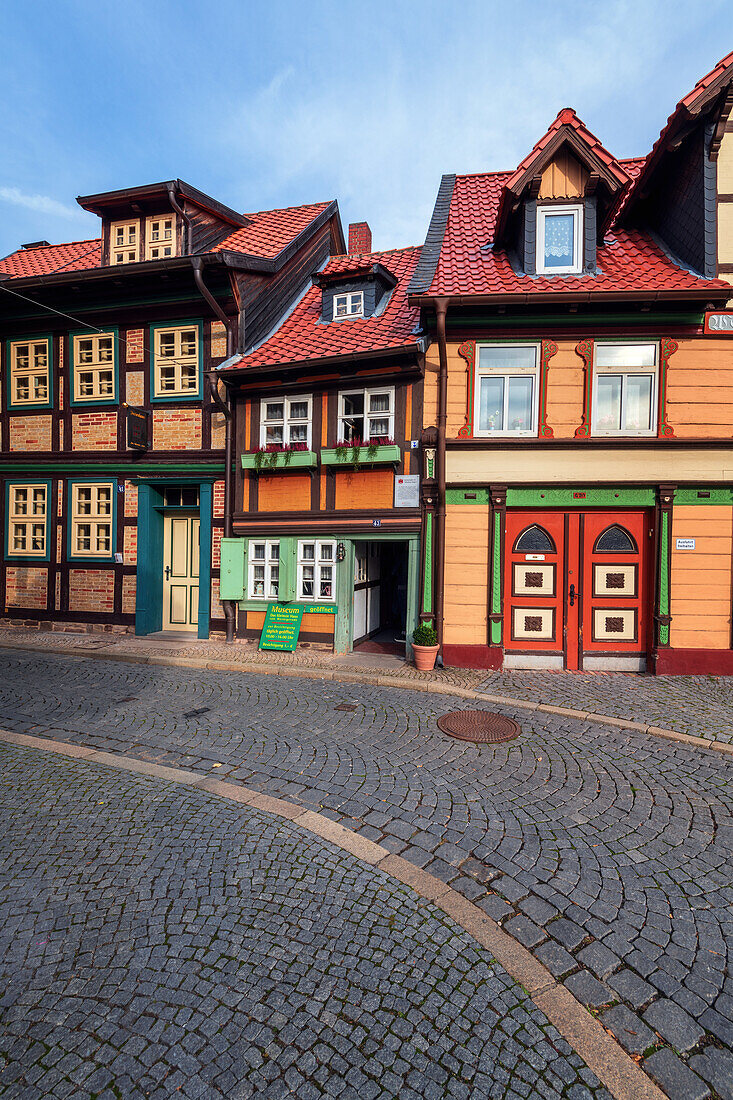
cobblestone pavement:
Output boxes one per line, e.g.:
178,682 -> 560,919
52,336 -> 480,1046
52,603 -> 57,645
1,649 -> 733,1099
0,742 -> 614,1100
477,670 -> 733,743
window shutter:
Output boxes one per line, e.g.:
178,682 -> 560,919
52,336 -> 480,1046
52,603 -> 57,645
278,538 -> 297,602
219,538 -> 246,600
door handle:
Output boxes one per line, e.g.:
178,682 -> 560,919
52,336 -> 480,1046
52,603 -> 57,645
165,566 -> 171,580
569,583 -> 576,607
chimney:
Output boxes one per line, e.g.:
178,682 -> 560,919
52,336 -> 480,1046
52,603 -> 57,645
348,222 -> 372,255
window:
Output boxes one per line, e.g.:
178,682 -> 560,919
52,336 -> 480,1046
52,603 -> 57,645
70,482 -> 114,558
146,216 -> 175,260
152,324 -> 200,399
592,343 -> 657,436
248,540 -> 280,599
110,220 -> 139,264
594,525 -> 637,553
7,484 -> 47,557
333,292 -> 364,319
474,344 -> 539,436
298,540 -> 336,601
514,525 -> 555,554
338,387 -> 394,443
72,333 -> 116,402
8,337 -> 50,407
162,486 -> 200,507
260,396 -> 312,448
537,204 -> 583,275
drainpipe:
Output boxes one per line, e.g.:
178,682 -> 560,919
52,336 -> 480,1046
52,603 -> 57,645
167,184 -> 193,256
434,297 -> 450,663
192,256 -> 239,643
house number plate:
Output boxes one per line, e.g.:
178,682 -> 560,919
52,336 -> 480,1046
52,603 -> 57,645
525,554 -> 545,561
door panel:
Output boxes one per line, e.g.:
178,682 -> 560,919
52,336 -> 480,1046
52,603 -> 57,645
163,513 -> 200,631
504,513 -> 565,659
582,512 -> 649,664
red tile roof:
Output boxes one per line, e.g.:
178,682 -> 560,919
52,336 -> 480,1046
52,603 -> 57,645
224,246 -> 421,370
504,108 -> 630,194
420,163 -> 730,299
0,202 -> 333,279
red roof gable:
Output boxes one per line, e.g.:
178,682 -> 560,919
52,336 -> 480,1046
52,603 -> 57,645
420,169 -> 731,299
504,108 -> 629,194
0,202 -> 334,279
223,246 -> 422,370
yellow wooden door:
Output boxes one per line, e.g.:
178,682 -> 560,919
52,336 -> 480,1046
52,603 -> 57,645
163,514 -> 200,630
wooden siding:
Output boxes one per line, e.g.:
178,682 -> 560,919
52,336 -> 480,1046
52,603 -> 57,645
257,472 -> 311,512
538,151 -> 589,200
334,468 -> 393,510
670,504 -> 732,650
443,503 -> 490,645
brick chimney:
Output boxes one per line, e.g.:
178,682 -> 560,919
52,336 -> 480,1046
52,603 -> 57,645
348,222 -> 372,255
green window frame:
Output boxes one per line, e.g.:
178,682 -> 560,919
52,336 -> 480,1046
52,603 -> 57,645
6,334 -> 53,411
66,478 -> 118,562
69,327 -> 119,407
4,479 -> 52,561
149,319 -> 204,403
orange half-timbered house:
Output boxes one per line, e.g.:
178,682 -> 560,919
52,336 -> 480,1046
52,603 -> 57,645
410,53 -> 733,674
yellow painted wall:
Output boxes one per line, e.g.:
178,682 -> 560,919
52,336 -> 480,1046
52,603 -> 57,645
670,504 -> 732,650
443,503 -> 490,645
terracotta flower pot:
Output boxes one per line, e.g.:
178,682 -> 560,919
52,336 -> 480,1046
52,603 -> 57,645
413,643 -> 439,671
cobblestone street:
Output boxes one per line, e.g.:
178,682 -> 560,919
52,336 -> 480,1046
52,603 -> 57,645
1,648 -> 733,1099
1,741 -> 613,1100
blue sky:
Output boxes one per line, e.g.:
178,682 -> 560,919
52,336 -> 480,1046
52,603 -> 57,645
0,0 -> 730,258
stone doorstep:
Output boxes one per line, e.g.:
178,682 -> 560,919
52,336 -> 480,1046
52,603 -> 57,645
1,636 -> 732,759
0,726 -> 666,1100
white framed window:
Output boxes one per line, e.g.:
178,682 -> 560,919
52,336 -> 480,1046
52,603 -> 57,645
260,396 -> 312,448
537,204 -> 583,275
153,325 -> 200,397
338,387 -> 394,443
592,343 -> 658,436
110,220 -> 139,264
73,333 -> 116,402
71,483 -> 113,558
474,344 -> 539,436
333,292 -> 364,319
248,540 -> 280,599
8,484 -> 47,556
146,215 -> 175,260
9,338 -> 50,406
298,540 -> 336,602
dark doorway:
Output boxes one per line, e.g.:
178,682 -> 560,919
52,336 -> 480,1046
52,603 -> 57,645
352,541 -> 408,655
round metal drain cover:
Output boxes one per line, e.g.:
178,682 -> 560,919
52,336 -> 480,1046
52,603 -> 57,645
437,709 -> 521,744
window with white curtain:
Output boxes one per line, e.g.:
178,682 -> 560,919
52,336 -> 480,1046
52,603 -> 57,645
592,343 -> 658,436
248,540 -> 280,599
259,396 -> 312,448
537,204 -> 583,275
473,344 -> 539,436
298,541 -> 336,601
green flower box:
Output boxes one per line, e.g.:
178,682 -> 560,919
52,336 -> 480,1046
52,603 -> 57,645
320,445 -> 402,467
241,450 -> 317,471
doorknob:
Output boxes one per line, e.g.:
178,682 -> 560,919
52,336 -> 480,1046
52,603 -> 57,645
165,566 -> 171,580
569,583 -> 576,606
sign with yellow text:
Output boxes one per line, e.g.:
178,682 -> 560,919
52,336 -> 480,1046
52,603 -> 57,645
259,604 -> 304,651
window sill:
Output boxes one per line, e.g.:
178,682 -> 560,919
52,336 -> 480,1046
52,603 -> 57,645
241,450 -> 317,470
320,445 -> 401,466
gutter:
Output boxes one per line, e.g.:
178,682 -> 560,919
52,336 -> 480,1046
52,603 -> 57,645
409,287 -> 732,308
167,184 -> 194,256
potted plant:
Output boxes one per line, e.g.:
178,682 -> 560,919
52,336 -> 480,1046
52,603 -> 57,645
412,622 -> 439,671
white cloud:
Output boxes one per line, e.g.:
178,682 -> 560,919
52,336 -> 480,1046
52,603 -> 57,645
0,186 -> 80,219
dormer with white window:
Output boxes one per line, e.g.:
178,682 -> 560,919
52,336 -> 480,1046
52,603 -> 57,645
494,110 -> 631,278
313,260 -> 398,322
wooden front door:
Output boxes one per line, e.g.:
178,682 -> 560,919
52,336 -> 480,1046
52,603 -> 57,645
163,513 -> 200,631
353,542 -> 381,644
504,511 -> 650,670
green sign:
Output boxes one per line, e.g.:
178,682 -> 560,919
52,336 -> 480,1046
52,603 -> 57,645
259,604 -> 304,651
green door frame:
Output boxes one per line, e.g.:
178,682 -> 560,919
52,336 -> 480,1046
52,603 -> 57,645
334,533 -> 420,657
135,478 -> 212,640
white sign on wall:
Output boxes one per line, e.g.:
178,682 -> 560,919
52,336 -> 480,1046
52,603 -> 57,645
675,538 -> 696,550
394,474 -> 420,508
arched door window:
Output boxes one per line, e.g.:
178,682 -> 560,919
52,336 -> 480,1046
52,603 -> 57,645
593,525 -> 637,553
513,524 -> 556,554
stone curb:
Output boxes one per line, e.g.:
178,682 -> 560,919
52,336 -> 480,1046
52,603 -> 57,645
0,726 -> 665,1100
2,639 -> 732,758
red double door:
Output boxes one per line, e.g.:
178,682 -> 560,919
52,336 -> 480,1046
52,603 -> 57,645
504,511 -> 652,671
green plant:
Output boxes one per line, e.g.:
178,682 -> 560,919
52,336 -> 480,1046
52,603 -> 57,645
367,441 -> 379,459
334,442 -> 348,461
350,443 -> 362,468
412,623 -> 438,647
253,448 -> 265,471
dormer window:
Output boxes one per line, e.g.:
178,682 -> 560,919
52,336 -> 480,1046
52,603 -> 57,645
110,221 -> 139,264
334,291 -> 364,319
537,204 -> 583,275
146,215 -> 175,260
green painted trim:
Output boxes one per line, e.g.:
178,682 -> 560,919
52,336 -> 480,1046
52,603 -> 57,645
423,512 -> 433,614
506,488 -> 656,508
68,326 -> 120,408
659,510 -> 670,646
197,482 -> 212,638
239,599 -> 338,614
5,332 -> 54,412
406,538 -> 420,658
0,463 -> 225,474
135,482 -> 164,636
446,488 -> 491,505
4,478 -> 53,563
674,488 -> 733,505
241,450 -> 317,470
321,445 -> 402,466
490,511 -> 502,645
66,476 -> 119,564
149,318 -> 204,404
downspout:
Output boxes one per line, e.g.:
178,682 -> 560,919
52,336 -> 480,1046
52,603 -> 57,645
192,255 -> 239,643
434,297 -> 449,664
167,184 -> 193,256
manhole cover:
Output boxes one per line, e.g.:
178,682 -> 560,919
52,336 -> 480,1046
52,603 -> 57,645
437,710 -> 520,743
334,703 -> 357,712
